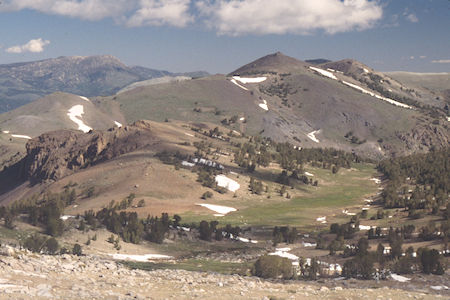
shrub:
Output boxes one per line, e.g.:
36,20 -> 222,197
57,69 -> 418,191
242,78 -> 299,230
45,238 -> 59,255
252,255 -> 293,279
72,243 -> 82,256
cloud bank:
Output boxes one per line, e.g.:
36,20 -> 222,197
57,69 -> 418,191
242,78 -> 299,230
0,0 -> 384,35
6,38 -> 50,53
0,0 -> 193,27
197,0 -> 383,36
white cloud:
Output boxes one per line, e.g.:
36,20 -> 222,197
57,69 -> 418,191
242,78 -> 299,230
406,13 -> 418,23
432,59 -> 450,64
126,0 -> 193,27
197,0 -> 383,36
0,0 -> 130,21
0,0 -> 193,27
6,38 -> 50,53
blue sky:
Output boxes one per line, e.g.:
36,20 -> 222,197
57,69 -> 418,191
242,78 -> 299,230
0,0 -> 449,73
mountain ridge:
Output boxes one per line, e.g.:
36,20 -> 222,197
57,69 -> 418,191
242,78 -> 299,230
0,55 -> 209,113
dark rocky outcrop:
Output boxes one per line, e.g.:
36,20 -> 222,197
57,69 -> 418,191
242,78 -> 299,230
20,120 -> 159,184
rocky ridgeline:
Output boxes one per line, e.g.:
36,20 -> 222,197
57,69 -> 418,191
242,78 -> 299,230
0,245 -> 444,300
19,120 -> 161,184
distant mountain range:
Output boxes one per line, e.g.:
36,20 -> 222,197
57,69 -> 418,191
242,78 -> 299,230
0,52 -> 448,164
0,55 -> 209,113
0,51 -> 449,206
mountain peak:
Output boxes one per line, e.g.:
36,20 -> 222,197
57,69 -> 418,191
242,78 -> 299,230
229,52 -> 308,75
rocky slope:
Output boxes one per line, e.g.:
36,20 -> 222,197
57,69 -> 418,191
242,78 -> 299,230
0,245 -> 446,300
19,120 -> 163,184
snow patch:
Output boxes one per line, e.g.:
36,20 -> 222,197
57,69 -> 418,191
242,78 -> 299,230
60,215 -> 75,221
114,121 -> 122,128
363,68 -> 369,73
230,79 -> 249,91
269,248 -> 299,260
197,203 -> 237,215
316,216 -> 326,222
11,134 -> 31,139
259,100 -> 268,111
302,242 -> 317,247
370,178 -> 381,184
431,285 -> 449,290
304,172 -> 314,177
238,237 -> 258,244
309,66 -> 338,80
181,161 -> 195,168
342,81 -> 412,109
215,175 -> 240,192
307,130 -> 320,143
110,253 -> 172,262
2,131 -> 9,134
79,96 -> 90,102
390,274 -> 411,282
359,225 -> 373,230
184,132 -> 194,137
342,210 -> 356,216
239,117 -> 245,121
232,76 -> 267,84
67,105 -> 92,133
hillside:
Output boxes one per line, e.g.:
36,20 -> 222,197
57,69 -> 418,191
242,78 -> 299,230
99,52 -> 449,159
0,55 -> 208,113
0,92 -> 124,169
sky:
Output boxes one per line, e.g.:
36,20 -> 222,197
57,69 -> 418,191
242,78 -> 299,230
0,0 -> 449,74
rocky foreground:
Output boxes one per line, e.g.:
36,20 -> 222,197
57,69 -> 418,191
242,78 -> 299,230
0,247 -> 446,300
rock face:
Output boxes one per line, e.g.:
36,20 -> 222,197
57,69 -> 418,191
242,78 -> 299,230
21,120 -> 160,183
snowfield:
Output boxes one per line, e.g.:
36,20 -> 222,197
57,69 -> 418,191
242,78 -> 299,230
67,105 -> 92,133
110,254 -> 173,262
309,66 -> 338,80
11,134 -> 31,139
342,81 -> 412,109
258,100 -> 268,111
230,79 -> 249,91
307,130 -> 320,143
232,76 -> 267,84
215,175 -> 240,192
114,121 -> 123,128
196,203 -> 237,215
